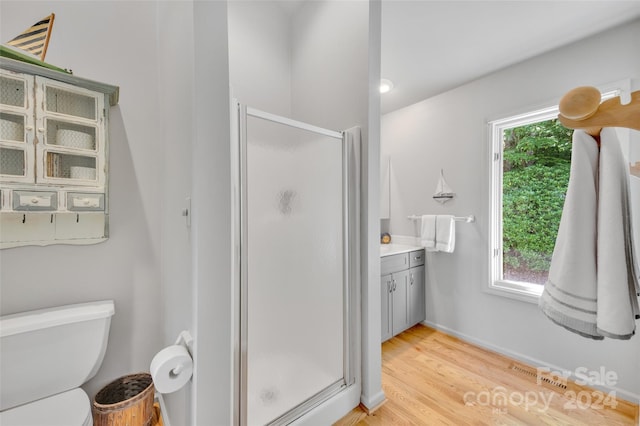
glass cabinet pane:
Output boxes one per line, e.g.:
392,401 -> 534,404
45,86 -> 96,120
0,147 -> 26,176
45,152 -> 96,180
0,76 -> 26,108
0,113 -> 25,143
46,119 -> 96,151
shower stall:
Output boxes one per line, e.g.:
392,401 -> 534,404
234,103 -> 359,425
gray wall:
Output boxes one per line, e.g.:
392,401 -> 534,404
381,19 -> 640,400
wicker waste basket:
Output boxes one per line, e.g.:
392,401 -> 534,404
93,373 -> 155,426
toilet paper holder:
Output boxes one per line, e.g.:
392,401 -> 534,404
174,330 -> 193,356
150,330 -> 194,394
169,331 -> 193,376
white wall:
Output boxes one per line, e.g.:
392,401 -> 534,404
156,1 -> 195,423
0,1 -> 164,399
381,19 -> 640,400
228,1 -> 292,116
190,1 -> 233,424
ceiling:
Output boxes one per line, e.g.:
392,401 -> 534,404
381,0 -> 640,114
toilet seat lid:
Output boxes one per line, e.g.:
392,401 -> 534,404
0,388 -> 92,426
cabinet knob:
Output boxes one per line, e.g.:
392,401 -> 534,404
31,198 -> 39,204
25,126 -> 33,131
38,128 -> 45,132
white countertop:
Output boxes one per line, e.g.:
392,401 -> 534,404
380,243 -> 423,257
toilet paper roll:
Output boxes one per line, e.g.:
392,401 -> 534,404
150,344 -> 193,394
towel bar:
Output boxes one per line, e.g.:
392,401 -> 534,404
407,214 -> 475,223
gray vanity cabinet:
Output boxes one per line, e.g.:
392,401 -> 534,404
381,249 -> 425,342
381,273 -> 392,342
409,265 -> 425,326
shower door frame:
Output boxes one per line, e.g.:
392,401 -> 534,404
234,102 -> 358,426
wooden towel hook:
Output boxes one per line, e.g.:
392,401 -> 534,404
558,86 -> 640,137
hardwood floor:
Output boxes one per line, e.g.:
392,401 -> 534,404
335,325 -> 639,425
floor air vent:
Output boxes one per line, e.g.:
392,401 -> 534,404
510,364 -> 568,390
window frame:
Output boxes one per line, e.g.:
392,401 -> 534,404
488,89 -> 621,303
488,106 -> 559,303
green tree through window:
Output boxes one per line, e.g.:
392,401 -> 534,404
502,119 -> 572,284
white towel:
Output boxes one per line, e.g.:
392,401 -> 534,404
435,215 -> 455,253
596,128 -> 639,339
420,215 -> 437,251
540,129 -> 640,340
539,130 -> 601,339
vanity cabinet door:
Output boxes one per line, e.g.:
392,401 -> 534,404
381,249 -> 426,342
391,269 -> 410,336
381,273 -> 393,342
409,266 -> 426,326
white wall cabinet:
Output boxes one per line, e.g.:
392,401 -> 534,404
0,58 -> 118,248
381,249 -> 426,342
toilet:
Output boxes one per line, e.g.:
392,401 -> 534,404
0,300 -> 115,426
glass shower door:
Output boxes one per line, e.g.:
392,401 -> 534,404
240,107 -> 350,425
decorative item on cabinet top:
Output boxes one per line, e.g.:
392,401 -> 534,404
0,56 -> 119,249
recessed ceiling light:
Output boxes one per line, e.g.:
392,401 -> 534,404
380,79 -> 394,94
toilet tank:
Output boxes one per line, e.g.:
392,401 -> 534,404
0,300 -> 115,411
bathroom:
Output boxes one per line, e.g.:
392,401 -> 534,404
0,1 -> 638,425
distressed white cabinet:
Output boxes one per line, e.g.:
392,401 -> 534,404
381,249 -> 426,342
0,58 -> 118,248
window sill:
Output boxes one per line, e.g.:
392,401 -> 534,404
486,280 -> 543,304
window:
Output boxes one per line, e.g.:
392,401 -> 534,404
489,107 -> 567,301
489,92 -> 618,302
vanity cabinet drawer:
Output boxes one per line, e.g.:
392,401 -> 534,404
409,250 -> 425,268
381,253 -> 409,275
12,191 -> 57,211
67,192 -> 104,211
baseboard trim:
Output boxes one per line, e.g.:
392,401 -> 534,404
359,389 -> 386,413
421,320 -> 640,405
359,398 -> 387,415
